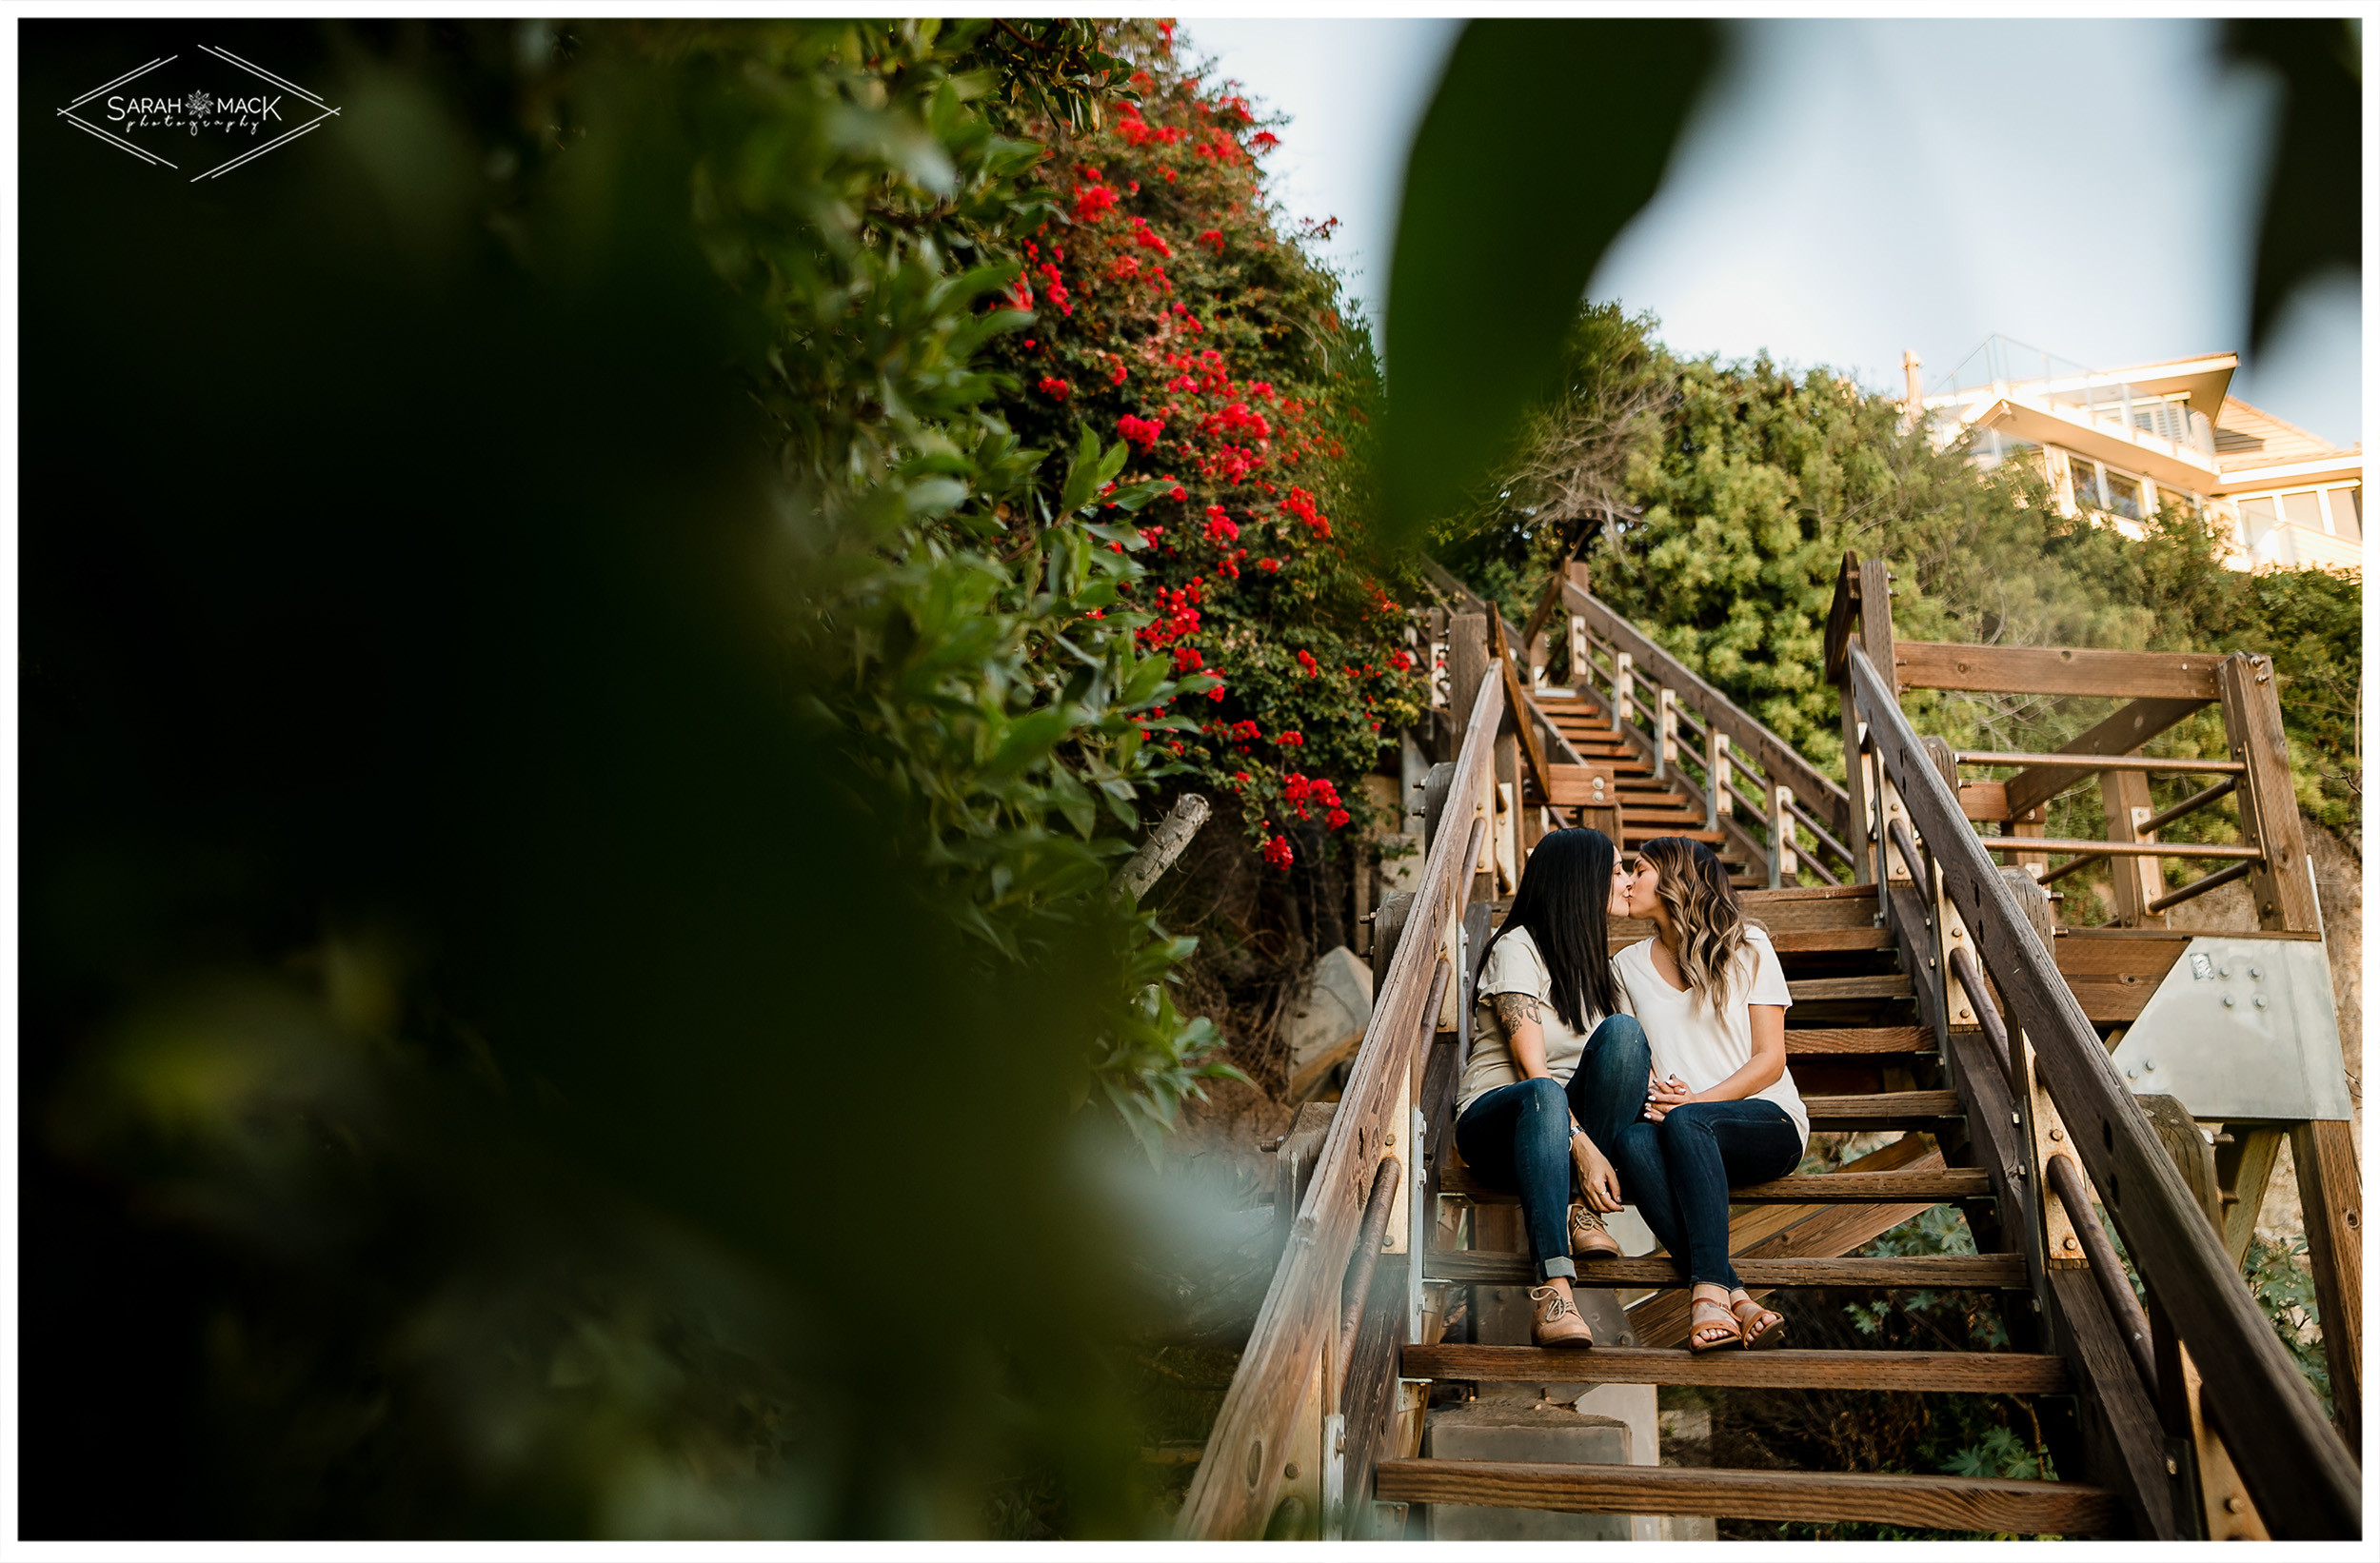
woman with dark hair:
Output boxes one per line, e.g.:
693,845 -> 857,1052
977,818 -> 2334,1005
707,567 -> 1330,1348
1597,835 -> 1805,1352
1451,826 -> 1644,1348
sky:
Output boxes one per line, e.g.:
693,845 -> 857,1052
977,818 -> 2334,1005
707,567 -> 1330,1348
1181,16 -> 2362,448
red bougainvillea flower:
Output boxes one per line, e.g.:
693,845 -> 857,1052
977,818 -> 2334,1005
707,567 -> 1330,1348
1232,771 -> 1251,784
1074,183 -> 1119,224
1282,485 -> 1332,538
1325,806 -> 1351,830
1117,413 -> 1163,452
1296,648 -> 1319,677
1202,505 -> 1240,544
1258,557 -> 1279,573
1205,682 -> 1227,702
1262,833 -> 1295,871
1198,228 -> 1225,252
1250,130 -> 1281,152
1277,730 -> 1303,747
1391,649 -> 1415,672
1037,376 -> 1072,400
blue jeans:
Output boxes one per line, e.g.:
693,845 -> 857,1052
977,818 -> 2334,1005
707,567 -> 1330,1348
1455,1014 -> 1801,1288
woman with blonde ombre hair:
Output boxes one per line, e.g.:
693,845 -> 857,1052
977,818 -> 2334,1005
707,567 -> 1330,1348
1597,835 -> 1807,1352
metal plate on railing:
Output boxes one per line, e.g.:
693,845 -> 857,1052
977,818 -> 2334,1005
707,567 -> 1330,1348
2107,936 -> 2351,1120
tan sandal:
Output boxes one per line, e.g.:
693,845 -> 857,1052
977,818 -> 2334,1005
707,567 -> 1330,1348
1687,1295 -> 1743,1353
1731,1296 -> 1787,1350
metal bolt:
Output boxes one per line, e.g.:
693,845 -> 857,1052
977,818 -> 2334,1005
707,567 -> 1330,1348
2126,1068 -> 2139,1080
2222,995 -> 2235,1008
1284,1461 -> 1300,1481
2050,1127 -> 2065,1141
2248,966 -> 2262,980
2253,996 -> 2268,1010
2143,1059 -> 2155,1071
2225,1496 -> 2244,1514
2063,1235 -> 2079,1251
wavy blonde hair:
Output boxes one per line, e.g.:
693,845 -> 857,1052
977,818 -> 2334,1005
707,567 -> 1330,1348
1640,837 -> 1755,1009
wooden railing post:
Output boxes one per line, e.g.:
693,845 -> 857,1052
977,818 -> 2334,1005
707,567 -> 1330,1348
2101,766 -> 2166,927
1705,728 -> 1731,832
1447,615 -> 1490,753
1768,783 -> 1796,889
1612,651 -> 1634,735
1655,685 -> 1676,781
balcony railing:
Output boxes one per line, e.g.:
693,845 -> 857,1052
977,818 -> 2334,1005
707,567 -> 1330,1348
1932,333 -> 2216,458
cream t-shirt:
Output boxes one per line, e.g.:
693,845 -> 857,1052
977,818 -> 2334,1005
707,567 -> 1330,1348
1455,926 -> 1615,1120
1611,926 -> 1806,1147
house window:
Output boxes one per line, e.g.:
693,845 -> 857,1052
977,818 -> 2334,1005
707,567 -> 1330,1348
2282,490 -> 2325,536
2104,470 -> 2145,521
2338,486 -> 2362,542
2237,495 -> 2277,544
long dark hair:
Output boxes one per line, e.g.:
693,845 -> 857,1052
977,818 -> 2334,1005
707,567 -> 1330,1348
1482,826 -> 1621,1033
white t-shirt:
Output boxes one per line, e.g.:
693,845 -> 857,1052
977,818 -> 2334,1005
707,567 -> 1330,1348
1455,926 -> 1615,1120
1612,926 -> 1806,1147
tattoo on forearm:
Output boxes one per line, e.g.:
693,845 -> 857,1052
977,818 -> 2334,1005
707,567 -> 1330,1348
1493,992 -> 1540,1034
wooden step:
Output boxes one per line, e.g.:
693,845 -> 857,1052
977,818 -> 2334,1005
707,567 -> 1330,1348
1619,826 -> 1728,845
1789,974 -> 1912,1001
1402,1343 -> 2069,1394
1422,1251 -> 2027,1289
1374,1460 -> 2114,1535
1609,927 -> 1893,957
1804,1090 -> 1963,1129
1783,1026 -> 1934,1054
1441,1165 -> 1991,1204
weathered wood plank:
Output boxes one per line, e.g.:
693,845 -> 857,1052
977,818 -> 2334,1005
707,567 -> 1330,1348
1894,642 -> 2221,701
1782,1026 -> 1933,1054
1804,1090 -> 1964,1128
1848,641 -> 2359,1536
2217,652 -> 2322,933
1373,1460 -> 2115,1534
1402,1343 -> 2071,1394
2291,1118 -> 2363,1454
1789,974 -> 1914,1001
1606,926 -> 1894,957
1423,1250 -> 2028,1289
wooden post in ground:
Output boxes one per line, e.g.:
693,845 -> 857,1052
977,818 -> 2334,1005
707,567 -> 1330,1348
2291,1118 -> 2363,1455
2100,767 -> 2165,927
2216,650 -> 2360,1453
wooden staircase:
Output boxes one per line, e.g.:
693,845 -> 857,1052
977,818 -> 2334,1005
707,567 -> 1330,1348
1530,687 -> 1757,881
1382,879 -> 2119,1537
1176,555 -> 2361,1543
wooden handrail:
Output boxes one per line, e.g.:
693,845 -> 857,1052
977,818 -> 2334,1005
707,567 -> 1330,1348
1176,663 -> 1504,1538
1563,581 -> 1851,840
1954,751 -> 2244,775
1846,642 -> 2360,1535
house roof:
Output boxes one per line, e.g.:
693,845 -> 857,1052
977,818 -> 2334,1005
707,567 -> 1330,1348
2211,395 -> 2357,470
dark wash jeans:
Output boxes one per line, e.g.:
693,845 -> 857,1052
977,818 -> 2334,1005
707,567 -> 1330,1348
1454,1014 -> 1801,1287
